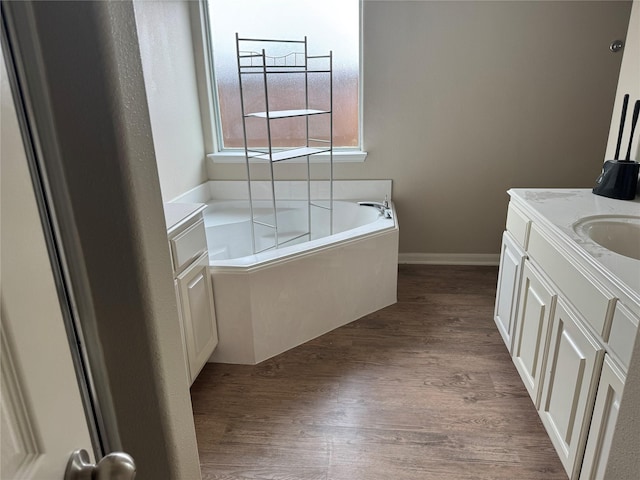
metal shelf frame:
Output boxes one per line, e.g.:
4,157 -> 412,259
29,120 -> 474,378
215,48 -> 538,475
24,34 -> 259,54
236,33 -> 333,254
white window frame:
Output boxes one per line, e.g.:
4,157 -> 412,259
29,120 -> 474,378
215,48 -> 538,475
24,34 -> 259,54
191,0 -> 366,164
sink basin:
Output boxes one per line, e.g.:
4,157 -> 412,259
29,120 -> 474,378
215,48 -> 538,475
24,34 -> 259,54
573,215 -> 640,261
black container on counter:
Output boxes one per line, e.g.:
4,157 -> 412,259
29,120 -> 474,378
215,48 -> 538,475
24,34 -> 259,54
592,160 -> 640,200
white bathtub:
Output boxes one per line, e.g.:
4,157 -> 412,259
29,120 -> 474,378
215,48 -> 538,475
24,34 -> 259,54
173,180 -> 399,365
204,200 -> 391,266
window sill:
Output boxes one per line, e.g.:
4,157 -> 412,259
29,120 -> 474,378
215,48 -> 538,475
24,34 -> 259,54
207,149 -> 367,164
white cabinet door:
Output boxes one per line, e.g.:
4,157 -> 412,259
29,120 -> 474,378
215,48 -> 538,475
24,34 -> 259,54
494,232 -> 526,352
539,299 -> 604,479
580,355 -> 625,480
177,253 -> 218,383
512,261 -> 556,406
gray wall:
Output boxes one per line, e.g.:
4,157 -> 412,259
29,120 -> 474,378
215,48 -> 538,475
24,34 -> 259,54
134,0 -> 208,202
207,0 -> 632,256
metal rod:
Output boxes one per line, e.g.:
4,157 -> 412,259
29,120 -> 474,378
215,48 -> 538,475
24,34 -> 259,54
246,153 -> 269,159
255,244 -> 276,254
261,45 -> 279,250
238,70 -> 331,74
329,50 -> 333,235
253,220 -> 276,228
310,202 -> 332,210
236,32 -> 257,255
279,231 -> 312,246
237,37 -> 307,44
304,37 -> 311,239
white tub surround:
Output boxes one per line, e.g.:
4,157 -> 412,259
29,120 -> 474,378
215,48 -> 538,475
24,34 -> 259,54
172,180 -> 399,365
172,180 -> 393,205
494,188 -> 639,479
211,214 -> 398,364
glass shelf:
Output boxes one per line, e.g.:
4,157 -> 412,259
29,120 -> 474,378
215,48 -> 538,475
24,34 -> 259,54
252,146 -> 331,162
245,109 -> 330,119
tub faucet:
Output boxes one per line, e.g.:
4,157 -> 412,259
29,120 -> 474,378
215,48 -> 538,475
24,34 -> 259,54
358,196 -> 392,218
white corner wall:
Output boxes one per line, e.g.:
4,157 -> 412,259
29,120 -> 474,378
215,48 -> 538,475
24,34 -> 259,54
134,0 -> 207,201
604,3 -> 640,478
605,0 -> 640,162
2,1 -> 203,476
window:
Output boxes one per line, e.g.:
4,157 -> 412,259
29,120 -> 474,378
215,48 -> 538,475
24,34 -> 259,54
204,0 -> 361,156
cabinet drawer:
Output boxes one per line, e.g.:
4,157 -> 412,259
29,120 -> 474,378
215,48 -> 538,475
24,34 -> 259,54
170,218 -> 207,273
506,203 -> 531,249
528,224 -> 615,337
608,303 -> 638,371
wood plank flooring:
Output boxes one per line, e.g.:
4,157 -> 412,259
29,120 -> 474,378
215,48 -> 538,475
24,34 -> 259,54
191,265 -> 567,480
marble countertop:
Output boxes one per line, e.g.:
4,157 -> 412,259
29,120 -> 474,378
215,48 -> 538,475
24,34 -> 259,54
163,202 -> 206,235
508,189 -> 640,304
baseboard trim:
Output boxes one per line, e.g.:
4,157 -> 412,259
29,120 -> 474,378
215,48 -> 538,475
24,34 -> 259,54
398,253 -> 500,266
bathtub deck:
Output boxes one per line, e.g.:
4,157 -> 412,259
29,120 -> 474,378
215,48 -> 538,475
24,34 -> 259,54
190,265 -> 566,480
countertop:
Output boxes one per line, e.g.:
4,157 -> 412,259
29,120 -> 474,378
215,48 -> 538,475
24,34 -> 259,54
508,189 -> 640,304
163,202 -> 206,235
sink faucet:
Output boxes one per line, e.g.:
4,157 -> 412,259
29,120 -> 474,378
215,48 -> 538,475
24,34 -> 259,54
358,196 -> 392,218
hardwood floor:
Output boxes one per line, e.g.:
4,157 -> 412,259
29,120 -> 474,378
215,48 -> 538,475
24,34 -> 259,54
191,265 -> 567,480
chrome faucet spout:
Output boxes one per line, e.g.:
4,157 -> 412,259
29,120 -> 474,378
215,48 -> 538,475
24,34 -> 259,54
358,201 -> 387,210
358,196 -> 392,218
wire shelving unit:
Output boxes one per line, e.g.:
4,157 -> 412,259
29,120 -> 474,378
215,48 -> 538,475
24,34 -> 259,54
236,34 -> 333,254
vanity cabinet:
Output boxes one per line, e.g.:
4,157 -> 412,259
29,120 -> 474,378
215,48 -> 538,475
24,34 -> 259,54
494,190 -> 640,480
165,204 -> 218,385
511,261 -> 556,407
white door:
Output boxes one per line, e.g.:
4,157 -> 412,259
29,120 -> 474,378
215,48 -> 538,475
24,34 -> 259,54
1,48 -> 94,478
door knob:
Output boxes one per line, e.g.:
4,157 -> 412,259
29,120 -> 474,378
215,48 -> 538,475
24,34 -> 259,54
65,449 -> 136,480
